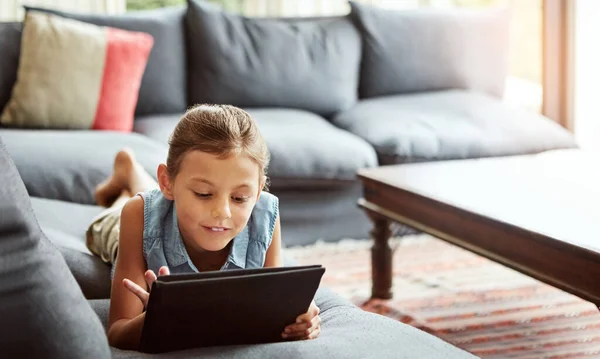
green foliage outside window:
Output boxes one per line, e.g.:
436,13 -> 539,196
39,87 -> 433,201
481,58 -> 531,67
126,0 -> 242,12
126,0 -> 185,11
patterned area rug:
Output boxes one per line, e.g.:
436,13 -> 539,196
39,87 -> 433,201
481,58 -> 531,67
285,235 -> 600,359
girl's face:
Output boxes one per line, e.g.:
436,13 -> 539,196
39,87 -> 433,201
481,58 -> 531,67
159,150 -> 262,253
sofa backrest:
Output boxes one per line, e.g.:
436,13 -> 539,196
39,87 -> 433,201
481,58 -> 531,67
0,2 -> 512,121
185,0 -> 362,118
0,22 -> 21,117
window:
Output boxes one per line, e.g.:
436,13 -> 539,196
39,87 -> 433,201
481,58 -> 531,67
126,0 -> 184,11
571,0 -> 600,149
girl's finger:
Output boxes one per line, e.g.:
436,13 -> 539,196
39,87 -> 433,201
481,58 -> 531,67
144,270 -> 157,291
309,303 -> 320,317
302,316 -> 321,337
294,313 -> 310,325
307,327 -> 321,340
311,315 -> 321,329
283,322 -> 319,340
281,330 -> 306,340
123,278 -> 150,307
284,324 -> 308,336
293,307 -> 318,326
158,266 -> 170,277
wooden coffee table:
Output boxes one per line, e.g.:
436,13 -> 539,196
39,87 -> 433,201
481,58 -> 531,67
357,149 -> 600,305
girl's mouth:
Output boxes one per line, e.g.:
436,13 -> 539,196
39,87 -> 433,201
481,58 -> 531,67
202,226 -> 230,232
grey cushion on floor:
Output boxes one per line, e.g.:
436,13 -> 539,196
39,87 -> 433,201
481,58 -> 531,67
0,22 -> 21,113
90,290 -> 475,359
185,0 -> 361,117
31,197 -> 111,299
0,138 -> 110,358
349,1 -> 510,99
134,109 -> 378,183
1,129 -> 168,205
24,5 -> 187,116
332,90 -> 578,165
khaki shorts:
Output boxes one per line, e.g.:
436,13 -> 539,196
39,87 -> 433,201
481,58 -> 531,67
86,204 -> 124,265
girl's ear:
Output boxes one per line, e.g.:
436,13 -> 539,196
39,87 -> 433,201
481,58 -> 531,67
256,177 -> 266,201
157,164 -> 174,200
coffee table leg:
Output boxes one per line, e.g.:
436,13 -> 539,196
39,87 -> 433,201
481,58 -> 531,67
369,213 -> 393,299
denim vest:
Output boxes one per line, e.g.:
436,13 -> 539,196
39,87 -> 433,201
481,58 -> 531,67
140,188 -> 278,275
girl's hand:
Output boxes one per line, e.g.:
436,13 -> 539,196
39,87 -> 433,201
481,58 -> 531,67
122,266 -> 170,309
282,300 -> 321,340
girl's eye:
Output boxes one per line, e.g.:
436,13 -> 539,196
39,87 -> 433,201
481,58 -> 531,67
232,196 -> 249,203
195,192 -> 212,198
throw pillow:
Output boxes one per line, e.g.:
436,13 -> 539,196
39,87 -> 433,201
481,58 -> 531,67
0,11 -> 153,131
185,0 -> 361,118
348,1 -> 510,99
23,5 -> 187,117
0,136 -> 110,358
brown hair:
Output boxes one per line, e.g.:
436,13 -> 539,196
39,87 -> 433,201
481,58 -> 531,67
166,104 -> 270,187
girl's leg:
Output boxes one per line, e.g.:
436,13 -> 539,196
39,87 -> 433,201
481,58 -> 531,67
89,149 -> 160,264
87,188 -> 133,265
110,189 -> 134,211
95,148 -> 159,207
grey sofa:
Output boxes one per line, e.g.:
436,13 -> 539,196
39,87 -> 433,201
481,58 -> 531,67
1,138 -> 477,358
0,0 -> 577,245
0,1 -> 576,357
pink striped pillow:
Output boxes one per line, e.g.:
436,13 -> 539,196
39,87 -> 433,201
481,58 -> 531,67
0,11 -> 154,132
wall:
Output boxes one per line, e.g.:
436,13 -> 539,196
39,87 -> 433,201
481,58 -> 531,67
572,0 -> 600,148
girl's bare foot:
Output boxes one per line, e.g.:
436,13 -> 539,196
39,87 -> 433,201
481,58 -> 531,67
94,148 -> 159,207
94,149 -> 136,207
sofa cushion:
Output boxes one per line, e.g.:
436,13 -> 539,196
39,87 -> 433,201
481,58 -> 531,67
349,1 -> 510,99
332,90 -> 578,165
0,22 -> 21,114
25,5 -> 187,116
0,138 -> 110,357
31,197 -> 111,299
134,109 -> 378,183
185,0 -> 361,117
0,129 -> 168,205
94,290 -> 475,358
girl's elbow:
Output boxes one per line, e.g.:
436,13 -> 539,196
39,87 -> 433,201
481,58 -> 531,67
106,322 -> 135,350
106,325 -> 119,348
107,324 -> 123,349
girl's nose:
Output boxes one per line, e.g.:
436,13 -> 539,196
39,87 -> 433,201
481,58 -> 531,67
211,199 -> 231,219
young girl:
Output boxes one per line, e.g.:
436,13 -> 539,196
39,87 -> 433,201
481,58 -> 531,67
87,105 -> 321,350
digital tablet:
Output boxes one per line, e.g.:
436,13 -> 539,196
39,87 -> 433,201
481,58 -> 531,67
140,265 -> 325,353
